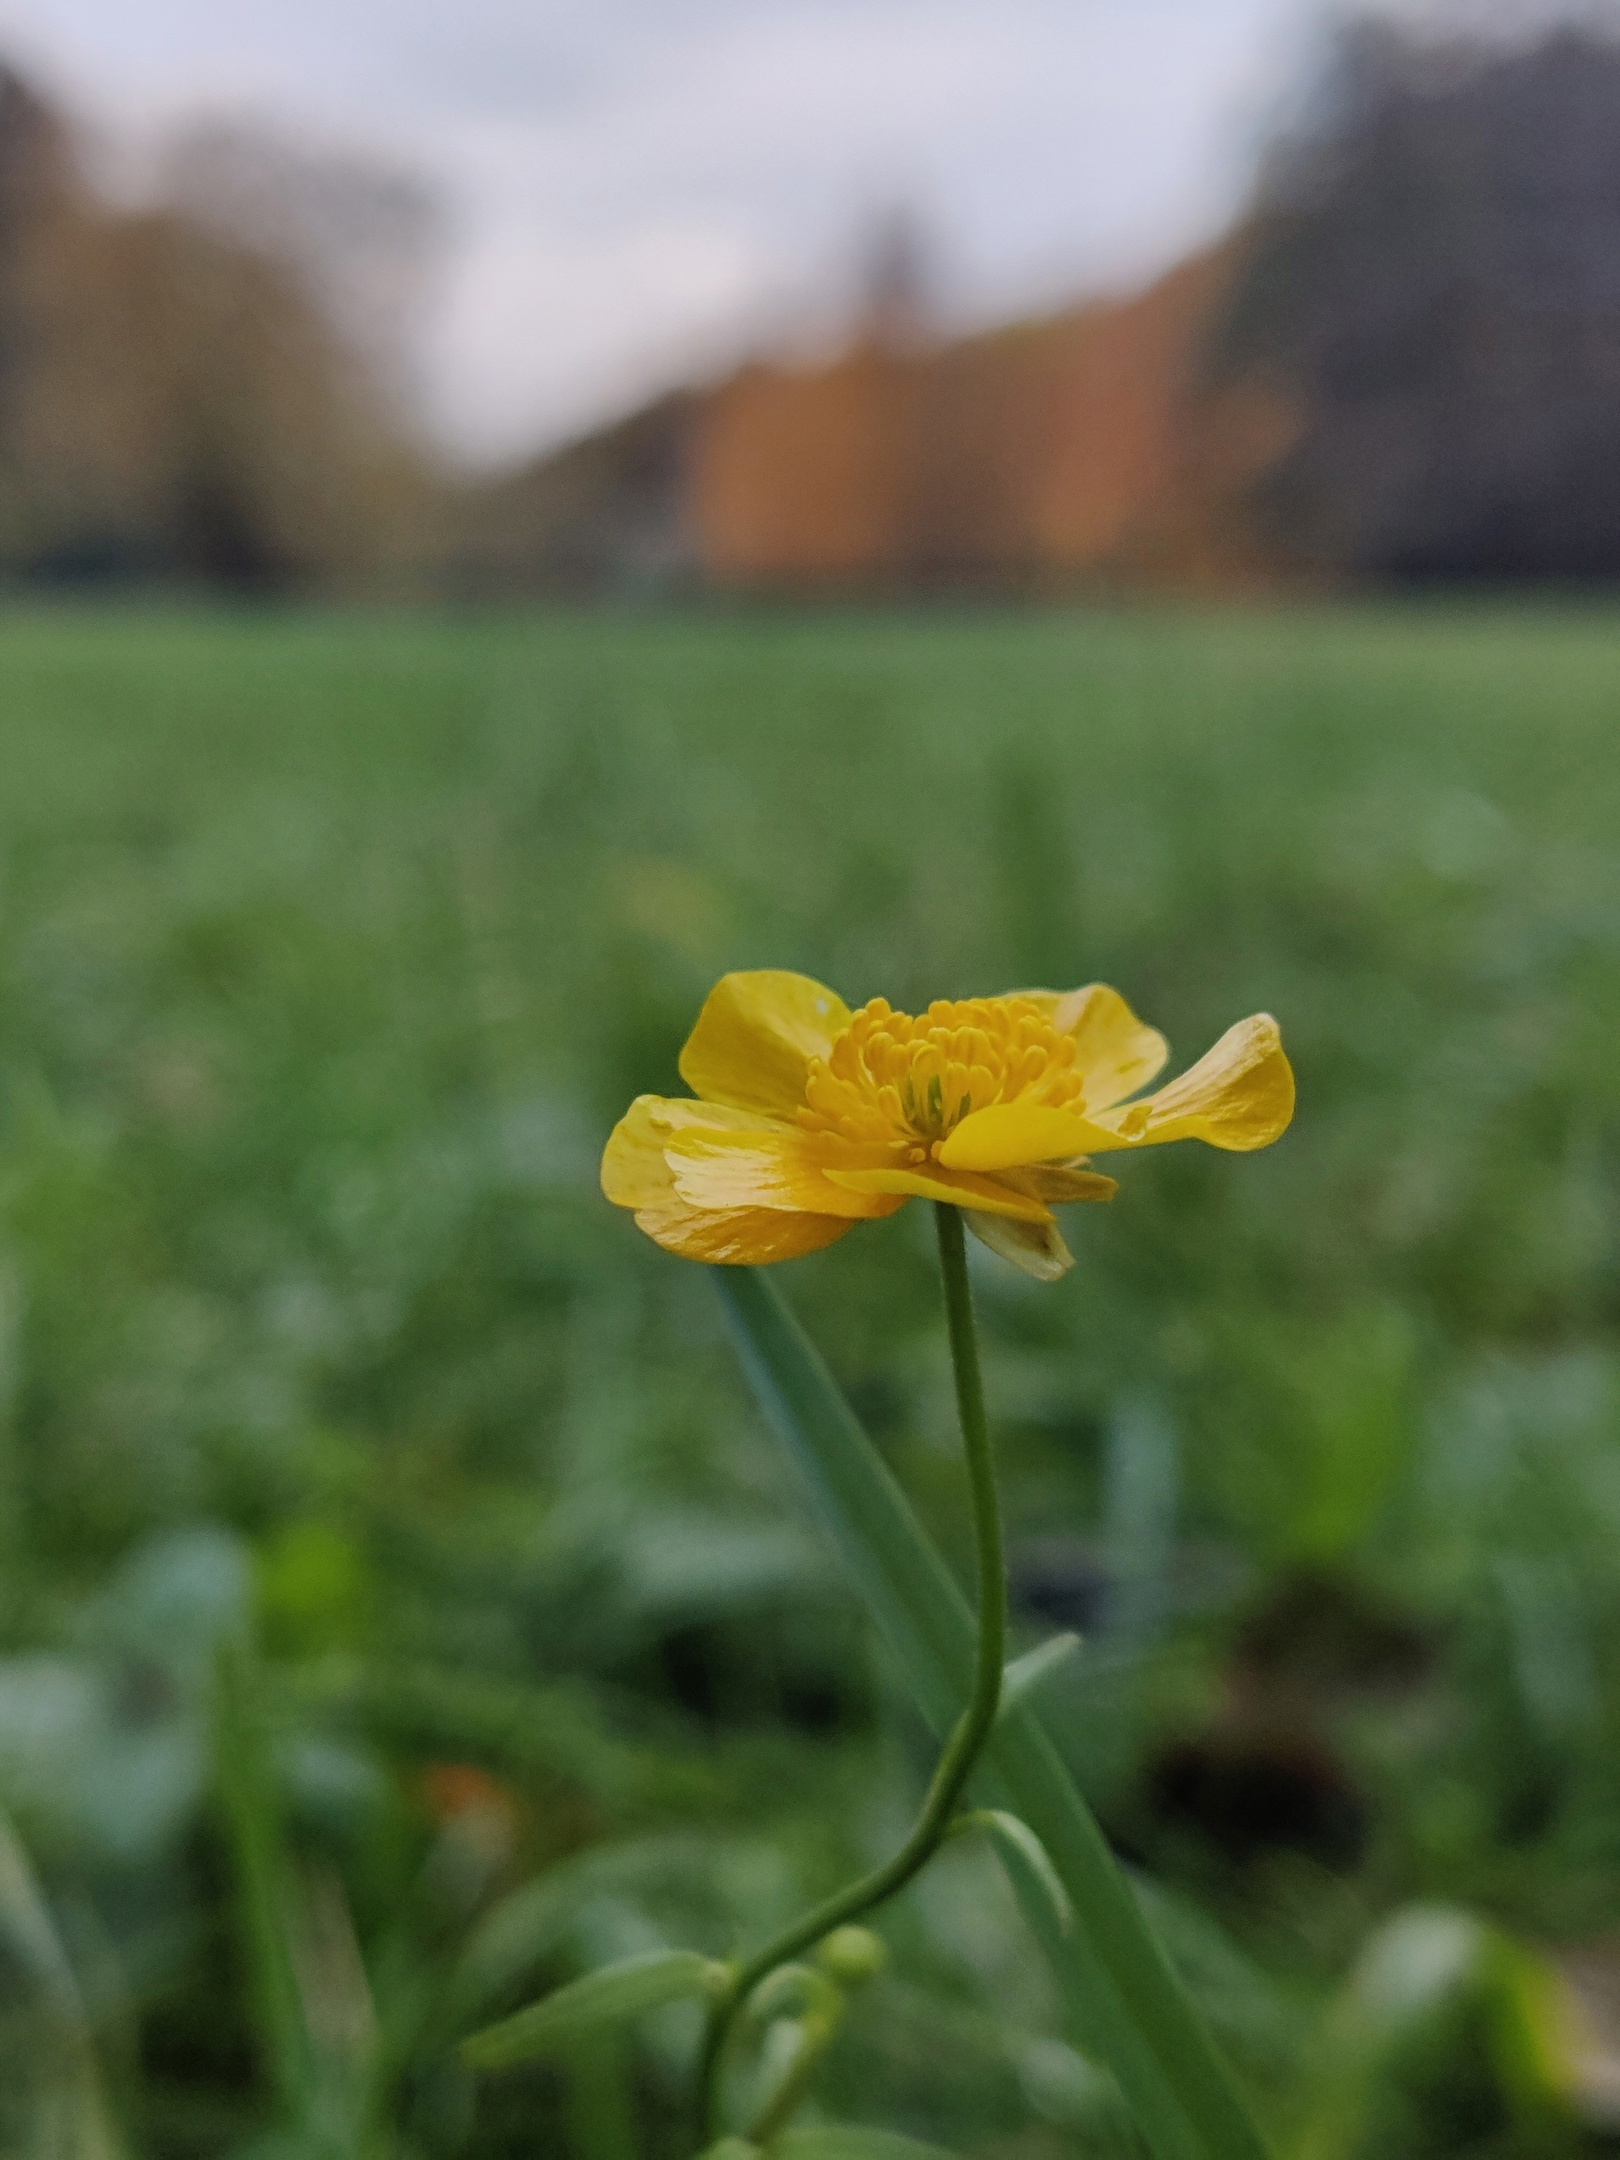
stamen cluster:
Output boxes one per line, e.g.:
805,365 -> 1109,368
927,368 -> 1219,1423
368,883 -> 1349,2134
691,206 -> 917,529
797,996 -> 1085,1159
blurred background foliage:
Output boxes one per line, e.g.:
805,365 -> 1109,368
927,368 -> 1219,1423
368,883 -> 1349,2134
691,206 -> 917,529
7,21 -> 1620,601
3,5 -> 1620,2155
0,600 -> 1617,2154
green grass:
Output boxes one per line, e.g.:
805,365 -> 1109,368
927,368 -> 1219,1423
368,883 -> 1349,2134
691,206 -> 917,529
0,597 -> 1618,2157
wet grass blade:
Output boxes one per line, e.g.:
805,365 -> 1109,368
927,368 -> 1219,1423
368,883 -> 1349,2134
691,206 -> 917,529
717,1268 -> 1272,2160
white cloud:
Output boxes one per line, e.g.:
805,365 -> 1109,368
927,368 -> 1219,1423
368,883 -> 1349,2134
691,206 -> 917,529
425,214 -> 773,462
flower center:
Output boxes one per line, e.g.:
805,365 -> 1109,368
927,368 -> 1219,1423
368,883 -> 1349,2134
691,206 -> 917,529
796,996 -> 1086,1159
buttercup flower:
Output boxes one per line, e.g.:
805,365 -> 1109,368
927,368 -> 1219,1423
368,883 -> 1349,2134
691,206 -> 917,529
602,971 -> 1294,1280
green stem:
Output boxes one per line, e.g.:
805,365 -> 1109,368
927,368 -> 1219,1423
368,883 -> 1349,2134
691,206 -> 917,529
718,1267 -> 1272,2160
697,1203 -> 1005,2141
745,1993 -> 843,2148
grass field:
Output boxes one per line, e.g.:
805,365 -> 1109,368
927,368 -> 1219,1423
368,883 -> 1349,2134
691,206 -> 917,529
1,598 -> 1619,2158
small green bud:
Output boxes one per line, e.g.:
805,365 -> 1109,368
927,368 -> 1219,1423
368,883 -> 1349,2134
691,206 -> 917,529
815,1925 -> 887,1988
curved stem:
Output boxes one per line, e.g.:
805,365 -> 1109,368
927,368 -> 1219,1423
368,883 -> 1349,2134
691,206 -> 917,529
697,1203 -> 1006,2141
745,1975 -> 845,2147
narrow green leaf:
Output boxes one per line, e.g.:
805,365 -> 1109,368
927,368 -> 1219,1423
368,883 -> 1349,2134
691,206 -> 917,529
773,2129 -> 958,2159
213,1643 -> 317,2117
954,1809 -> 1073,1937
461,1950 -> 726,2071
442,1832 -> 704,2031
717,1268 -> 1272,2160
999,1632 -> 1081,1717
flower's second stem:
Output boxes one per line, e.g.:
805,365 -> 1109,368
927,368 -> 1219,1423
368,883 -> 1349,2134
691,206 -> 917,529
696,1203 -> 1007,2143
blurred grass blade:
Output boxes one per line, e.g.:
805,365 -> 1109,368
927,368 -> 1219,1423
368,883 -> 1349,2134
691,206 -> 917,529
773,2130 -> 958,2159
1293,1906 -> 1485,2160
1293,1905 -> 1581,2160
336,1661 -> 707,1810
462,1949 -> 727,2071
999,1633 -> 1081,1718
717,1268 -> 1272,2160
214,1642 -> 316,2120
953,1810 -> 1072,1938
0,1810 -> 127,2160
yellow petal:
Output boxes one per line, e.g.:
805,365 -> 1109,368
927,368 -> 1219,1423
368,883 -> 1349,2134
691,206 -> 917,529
602,1094 -> 768,1209
1012,984 -> 1169,1110
665,1127 -> 904,1220
1053,985 -> 1171,1110
635,1197 -> 857,1265
1086,1014 -> 1295,1152
678,970 -> 851,1118
937,1102 -> 1119,1173
965,1210 -> 1076,1281
824,1162 -> 1054,1223
601,1097 -> 858,1263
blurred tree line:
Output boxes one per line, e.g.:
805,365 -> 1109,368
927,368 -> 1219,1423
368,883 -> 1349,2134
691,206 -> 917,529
6,19 -> 1620,599
490,17 -> 1620,601
1217,21 -> 1620,582
0,67 -> 439,594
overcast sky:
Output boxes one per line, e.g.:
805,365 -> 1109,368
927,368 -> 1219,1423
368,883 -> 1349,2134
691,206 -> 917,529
0,0 -> 1570,464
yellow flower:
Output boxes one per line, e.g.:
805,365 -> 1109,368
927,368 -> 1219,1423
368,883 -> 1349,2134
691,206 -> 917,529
602,971 -> 1294,1281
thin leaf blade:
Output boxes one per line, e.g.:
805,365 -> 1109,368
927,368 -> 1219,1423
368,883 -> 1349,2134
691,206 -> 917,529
999,1632 -> 1082,1718
717,1267 -> 1271,2160
956,1809 -> 1073,1937
462,1949 -> 725,2071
